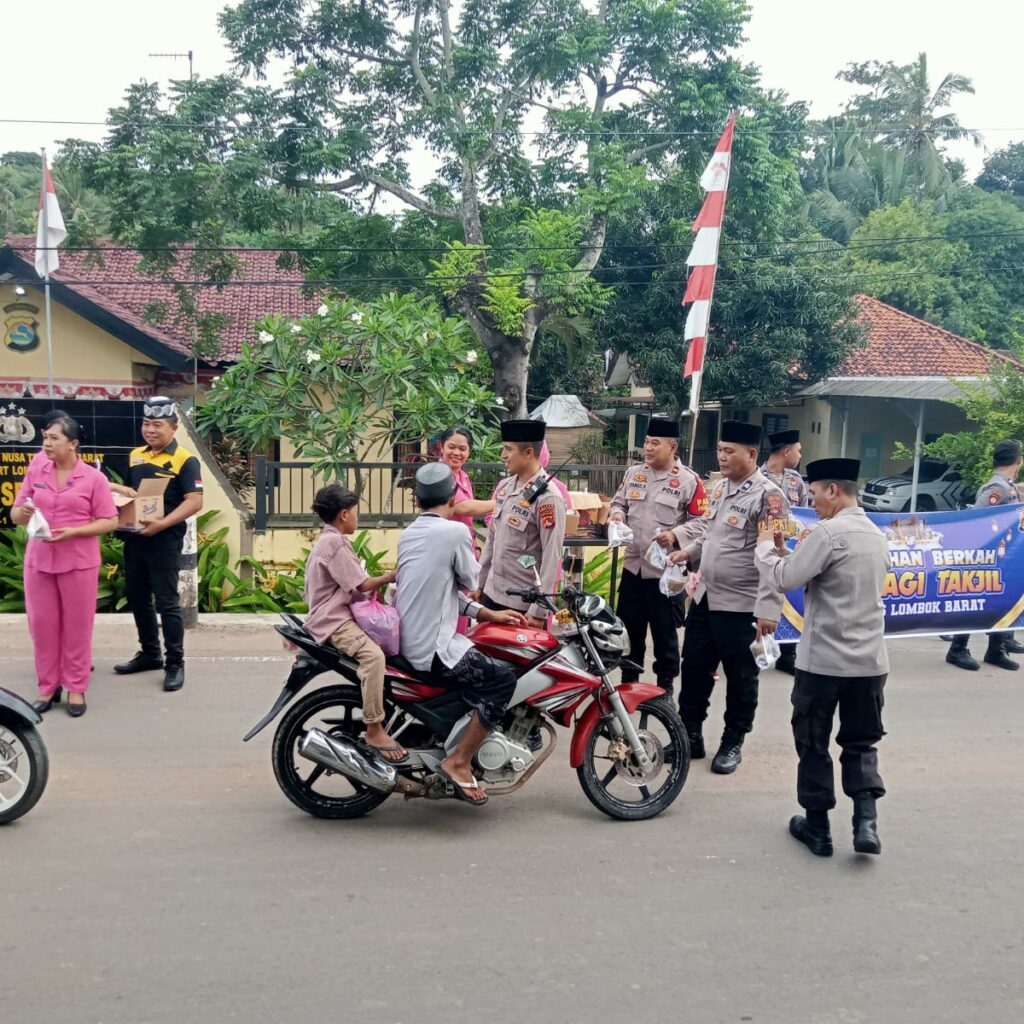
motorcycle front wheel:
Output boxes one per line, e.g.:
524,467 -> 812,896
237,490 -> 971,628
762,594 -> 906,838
576,697 -> 689,821
272,685 -> 391,819
0,719 -> 49,825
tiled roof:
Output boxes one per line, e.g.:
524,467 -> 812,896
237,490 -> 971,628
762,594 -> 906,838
841,294 -> 1022,377
2,237 -> 319,364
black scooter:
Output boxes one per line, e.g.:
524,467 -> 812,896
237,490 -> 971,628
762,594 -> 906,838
0,688 -> 49,824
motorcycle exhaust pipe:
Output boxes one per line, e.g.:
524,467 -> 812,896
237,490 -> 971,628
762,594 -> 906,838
298,728 -> 398,793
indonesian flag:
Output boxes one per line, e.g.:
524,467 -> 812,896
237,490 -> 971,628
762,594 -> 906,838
681,114 -> 736,414
35,154 -> 67,278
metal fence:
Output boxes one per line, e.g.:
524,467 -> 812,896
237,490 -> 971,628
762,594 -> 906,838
253,457 -> 640,531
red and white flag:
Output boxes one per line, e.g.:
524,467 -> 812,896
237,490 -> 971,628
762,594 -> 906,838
35,153 -> 67,278
681,114 -> 736,414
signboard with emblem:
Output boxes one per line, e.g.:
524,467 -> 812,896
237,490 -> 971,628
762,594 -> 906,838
3,301 -> 41,353
0,398 -> 147,528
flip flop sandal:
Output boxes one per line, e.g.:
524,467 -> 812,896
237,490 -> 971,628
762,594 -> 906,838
436,765 -> 488,806
358,739 -> 409,765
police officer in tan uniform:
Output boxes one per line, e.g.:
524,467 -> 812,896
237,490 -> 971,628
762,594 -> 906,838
477,419 -> 566,627
755,458 -> 890,858
946,438 -> 1024,672
608,417 -> 707,693
667,421 -> 789,774
760,429 -> 809,675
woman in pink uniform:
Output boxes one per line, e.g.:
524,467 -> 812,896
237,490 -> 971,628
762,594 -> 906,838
439,425 -> 496,543
11,414 -> 118,717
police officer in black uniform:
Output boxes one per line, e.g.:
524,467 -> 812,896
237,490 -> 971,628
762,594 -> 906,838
113,398 -> 204,691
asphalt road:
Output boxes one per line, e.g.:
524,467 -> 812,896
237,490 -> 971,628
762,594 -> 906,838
2,616 -> 1022,1024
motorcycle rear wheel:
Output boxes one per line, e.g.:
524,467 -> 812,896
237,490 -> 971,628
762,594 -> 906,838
272,685 -> 391,819
576,697 -> 689,821
0,720 -> 49,825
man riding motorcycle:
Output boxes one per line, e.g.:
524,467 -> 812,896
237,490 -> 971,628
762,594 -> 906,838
394,462 -> 528,805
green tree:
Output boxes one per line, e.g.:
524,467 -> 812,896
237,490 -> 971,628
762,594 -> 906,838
205,0 -> 761,415
911,372 -> 1024,494
195,292 -> 498,475
976,141 -> 1024,199
804,53 -> 979,242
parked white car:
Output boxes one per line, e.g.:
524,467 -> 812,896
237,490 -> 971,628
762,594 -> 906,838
859,459 -> 969,512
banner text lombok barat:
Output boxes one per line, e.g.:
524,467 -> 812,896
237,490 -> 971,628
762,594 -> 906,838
776,505 -> 1024,641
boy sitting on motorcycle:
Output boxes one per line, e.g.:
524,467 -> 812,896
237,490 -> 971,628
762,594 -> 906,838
303,485 -> 404,761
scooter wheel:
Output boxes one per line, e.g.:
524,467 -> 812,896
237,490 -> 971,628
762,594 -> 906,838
272,685 -> 392,819
0,719 -> 49,825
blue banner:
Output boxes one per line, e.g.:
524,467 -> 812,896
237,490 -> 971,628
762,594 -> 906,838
776,504 -> 1024,641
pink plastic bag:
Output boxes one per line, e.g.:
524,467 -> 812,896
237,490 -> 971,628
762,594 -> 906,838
350,593 -> 401,656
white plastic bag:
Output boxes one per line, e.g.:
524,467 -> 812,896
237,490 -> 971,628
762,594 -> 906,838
27,508 -> 52,540
645,539 -> 668,571
607,520 -> 634,548
659,562 -> 688,597
750,632 -> 782,670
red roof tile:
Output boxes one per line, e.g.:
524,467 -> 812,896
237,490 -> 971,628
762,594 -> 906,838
842,295 -> 1021,377
2,237 -> 319,364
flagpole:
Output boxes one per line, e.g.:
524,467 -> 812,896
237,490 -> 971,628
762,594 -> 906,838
40,148 -> 55,399
685,115 -> 734,466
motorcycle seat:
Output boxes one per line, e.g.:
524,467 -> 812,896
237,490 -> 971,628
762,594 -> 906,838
386,653 -> 433,682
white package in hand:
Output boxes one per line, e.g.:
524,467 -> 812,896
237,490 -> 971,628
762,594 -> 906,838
659,562 -> 688,597
645,539 -> 669,570
750,632 -> 782,670
607,520 -> 634,548
27,508 -> 52,540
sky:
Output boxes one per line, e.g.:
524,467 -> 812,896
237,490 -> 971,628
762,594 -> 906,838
1,0 -> 1018,178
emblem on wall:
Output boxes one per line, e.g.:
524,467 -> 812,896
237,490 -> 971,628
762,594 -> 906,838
3,302 -> 41,353
0,403 -> 35,445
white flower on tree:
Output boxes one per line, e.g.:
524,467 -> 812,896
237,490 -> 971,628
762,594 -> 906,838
465,350 -> 478,364
317,303 -> 330,317
258,330 -> 274,343
305,349 -> 322,364
290,324 -> 303,334
349,311 -> 364,323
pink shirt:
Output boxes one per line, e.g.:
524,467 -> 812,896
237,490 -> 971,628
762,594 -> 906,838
302,525 -> 369,643
451,465 -> 476,538
14,457 -> 117,573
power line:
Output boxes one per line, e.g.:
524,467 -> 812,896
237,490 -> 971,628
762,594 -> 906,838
1,116 -> 1019,136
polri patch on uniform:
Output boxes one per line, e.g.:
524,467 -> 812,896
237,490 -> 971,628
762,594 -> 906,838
628,490 -> 643,500
740,480 -> 753,492
634,473 -> 647,483
989,492 -> 1001,505
766,493 -> 783,517
539,504 -> 556,529
726,514 -> 741,526
668,478 -> 680,489
507,514 -> 524,528
796,528 -> 813,546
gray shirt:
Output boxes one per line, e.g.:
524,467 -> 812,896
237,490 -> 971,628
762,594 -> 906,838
674,470 -> 789,620
395,514 -> 484,671
761,464 -> 809,508
975,472 -> 1020,507
478,469 -> 566,620
755,506 -> 890,677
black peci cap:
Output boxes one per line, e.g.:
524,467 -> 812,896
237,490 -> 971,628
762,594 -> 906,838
646,417 -> 680,439
807,458 -> 860,483
414,462 -> 458,505
142,396 -> 178,420
720,420 -> 763,447
501,419 -> 546,443
768,429 -> 800,447
993,439 -> 1022,467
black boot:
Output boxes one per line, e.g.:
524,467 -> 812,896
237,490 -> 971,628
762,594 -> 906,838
1004,637 -> 1024,655
984,640 -> 1019,671
852,794 -> 881,854
711,735 -> 743,774
775,645 -> 797,676
789,810 -> 833,857
115,651 -> 165,675
945,638 -> 979,671
656,678 -> 675,697
685,725 -> 705,760
163,664 -> 185,691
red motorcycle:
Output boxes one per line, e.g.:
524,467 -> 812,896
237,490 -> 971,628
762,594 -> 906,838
245,584 -> 689,821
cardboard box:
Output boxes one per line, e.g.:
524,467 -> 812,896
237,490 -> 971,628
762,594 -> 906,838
567,491 -> 603,530
564,510 -> 583,537
113,478 -> 169,531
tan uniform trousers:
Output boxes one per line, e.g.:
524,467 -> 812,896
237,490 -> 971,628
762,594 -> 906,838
330,618 -> 386,724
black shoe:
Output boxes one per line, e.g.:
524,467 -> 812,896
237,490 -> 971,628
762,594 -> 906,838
527,727 -> 543,753
31,686 -> 63,715
1004,638 -> 1024,655
163,665 -> 185,691
852,816 -> 881,854
983,649 -> 1019,671
115,652 -> 164,675
711,740 -> 743,774
656,680 -> 675,697
789,815 -> 834,857
946,647 -> 980,671
686,730 -> 705,760
66,696 -> 87,718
